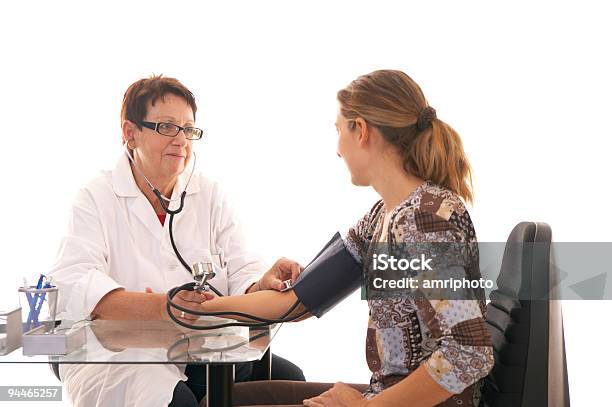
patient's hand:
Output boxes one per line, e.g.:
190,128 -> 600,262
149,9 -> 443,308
161,289 -> 215,323
303,382 -> 367,407
256,257 -> 303,291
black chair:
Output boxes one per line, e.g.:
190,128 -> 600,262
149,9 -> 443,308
482,222 -> 570,407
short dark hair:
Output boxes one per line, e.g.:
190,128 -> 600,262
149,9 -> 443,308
120,74 -> 197,129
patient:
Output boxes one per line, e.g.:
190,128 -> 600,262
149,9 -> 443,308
188,70 -> 494,407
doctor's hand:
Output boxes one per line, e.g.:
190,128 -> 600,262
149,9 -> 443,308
303,382 -> 368,407
161,289 -> 215,323
255,257 -> 303,292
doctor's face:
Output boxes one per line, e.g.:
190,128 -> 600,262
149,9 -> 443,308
128,93 -> 195,182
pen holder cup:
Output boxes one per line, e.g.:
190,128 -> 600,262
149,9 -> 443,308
18,286 -> 58,333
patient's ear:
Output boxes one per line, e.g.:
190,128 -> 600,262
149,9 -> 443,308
354,117 -> 370,147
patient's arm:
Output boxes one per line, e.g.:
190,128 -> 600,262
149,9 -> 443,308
200,289 -> 311,322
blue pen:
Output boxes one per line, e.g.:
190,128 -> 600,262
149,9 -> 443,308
32,279 -> 51,325
35,274 -> 44,290
27,274 -> 46,327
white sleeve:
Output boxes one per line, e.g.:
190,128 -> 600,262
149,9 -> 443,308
48,188 -> 124,321
210,184 -> 267,296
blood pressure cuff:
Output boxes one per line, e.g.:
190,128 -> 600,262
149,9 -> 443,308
293,232 -> 362,318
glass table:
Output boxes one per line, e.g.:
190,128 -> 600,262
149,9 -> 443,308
0,318 -> 282,406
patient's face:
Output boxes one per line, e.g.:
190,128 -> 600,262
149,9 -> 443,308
335,109 -> 370,186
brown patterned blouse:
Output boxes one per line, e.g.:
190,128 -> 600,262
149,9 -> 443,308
345,180 -> 494,406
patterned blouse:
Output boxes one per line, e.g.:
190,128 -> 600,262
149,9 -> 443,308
346,180 -> 494,406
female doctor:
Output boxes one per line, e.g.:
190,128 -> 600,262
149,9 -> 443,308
49,75 -> 304,407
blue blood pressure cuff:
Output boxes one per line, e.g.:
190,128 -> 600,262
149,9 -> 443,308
293,232 -> 362,318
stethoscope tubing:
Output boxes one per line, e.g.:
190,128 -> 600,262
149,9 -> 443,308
125,145 -> 304,329
166,283 -> 306,330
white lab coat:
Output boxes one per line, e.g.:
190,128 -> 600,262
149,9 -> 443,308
49,154 -> 267,406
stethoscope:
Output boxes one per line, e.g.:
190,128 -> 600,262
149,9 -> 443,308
124,142 -> 224,298
124,143 -> 306,330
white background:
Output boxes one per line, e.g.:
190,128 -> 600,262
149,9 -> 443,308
1,1 -> 610,405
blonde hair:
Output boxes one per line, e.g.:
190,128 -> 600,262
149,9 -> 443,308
337,70 -> 474,204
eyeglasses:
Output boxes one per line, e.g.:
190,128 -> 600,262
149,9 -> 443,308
139,121 -> 204,140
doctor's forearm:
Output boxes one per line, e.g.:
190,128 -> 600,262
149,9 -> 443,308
202,290 -> 310,322
91,288 -> 167,320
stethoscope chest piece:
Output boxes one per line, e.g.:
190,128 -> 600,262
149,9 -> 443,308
192,262 -> 216,292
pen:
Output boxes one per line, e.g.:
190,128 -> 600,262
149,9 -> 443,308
26,274 -> 46,327
32,277 -> 51,324
35,274 -> 44,290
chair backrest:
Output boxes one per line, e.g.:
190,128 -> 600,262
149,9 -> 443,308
482,222 -> 570,407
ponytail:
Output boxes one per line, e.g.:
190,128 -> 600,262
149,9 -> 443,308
409,119 -> 473,204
